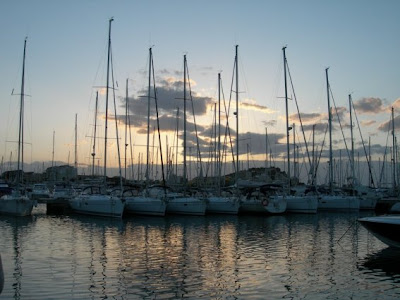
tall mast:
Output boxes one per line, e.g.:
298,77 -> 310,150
183,55 -> 187,187
125,79 -> 128,179
103,17 -> 113,183
91,92 -> 99,176
392,107 -> 396,190
235,45 -> 239,184
293,123 -> 296,179
75,113 -> 78,172
16,38 -> 27,189
311,124 -> 315,185
283,46 -> 291,190
218,73 -> 222,194
265,127 -> 268,171
145,48 -> 152,188
349,94 -> 355,190
326,68 -> 333,194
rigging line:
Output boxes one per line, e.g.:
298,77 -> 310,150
329,86 -> 352,165
350,98 -> 376,188
151,51 -> 167,189
314,124 -> 329,185
285,60 -> 312,169
379,119 -> 391,186
185,60 -> 203,179
127,83 -> 135,180
110,46 -> 123,191
225,56 -> 237,173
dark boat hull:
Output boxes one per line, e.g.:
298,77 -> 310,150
358,216 -> 400,248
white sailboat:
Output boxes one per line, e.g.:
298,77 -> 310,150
69,18 -> 125,218
318,68 -> 359,211
220,46 -> 285,215
0,38 -> 36,217
280,47 -> 317,214
205,72 -> 240,214
124,48 -> 166,216
165,55 -> 206,216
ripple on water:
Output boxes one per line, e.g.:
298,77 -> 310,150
0,212 -> 399,299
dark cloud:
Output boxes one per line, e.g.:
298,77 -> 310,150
117,77 -> 214,134
377,115 -> 400,132
353,97 -> 386,114
289,112 -> 324,123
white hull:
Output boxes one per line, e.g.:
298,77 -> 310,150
240,196 -> 287,214
206,196 -> 240,214
0,193 -> 36,216
318,195 -> 360,211
125,196 -> 166,216
69,194 -> 125,218
285,195 -> 318,214
166,196 -> 206,216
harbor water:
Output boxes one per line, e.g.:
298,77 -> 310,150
0,204 -> 399,299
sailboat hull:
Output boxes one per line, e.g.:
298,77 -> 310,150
69,194 -> 125,218
285,195 -> 318,214
166,196 -> 206,216
318,195 -> 360,211
125,196 -> 166,216
206,196 -> 240,214
0,194 -> 35,216
240,196 -> 287,214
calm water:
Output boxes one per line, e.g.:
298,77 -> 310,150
0,205 -> 399,299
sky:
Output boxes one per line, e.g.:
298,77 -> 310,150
1,0 -> 399,182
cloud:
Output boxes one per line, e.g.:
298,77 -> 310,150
353,97 -> 386,114
360,120 -> 376,126
289,112 -> 325,123
377,115 -> 400,132
239,99 -> 275,113
262,120 -> 277,127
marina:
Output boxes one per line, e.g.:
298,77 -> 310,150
0,204 -> 399,299
1,1 -> 400,299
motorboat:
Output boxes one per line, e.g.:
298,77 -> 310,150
358,215 -> 400,248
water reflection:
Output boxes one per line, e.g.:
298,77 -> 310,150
359,247 -> 400,277
0,212 -> 399,299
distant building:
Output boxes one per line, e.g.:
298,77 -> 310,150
45,165 -> 77,181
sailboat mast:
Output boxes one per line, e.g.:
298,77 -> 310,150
91,92 -> 99,176
125,79 -> 128,179
75,113 -> 78,172
235,45 -> 239,184
326,68 -> 333,193
392,107 -> 396,190
17,38 -> 27,188
218,72 -> 221,194
146,48 -> 152,187
103,17 -> 113,183
349,94 -> 355,189
283,46 -> 291,190
183,55 -> 187,186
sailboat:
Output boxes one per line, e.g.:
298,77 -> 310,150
0,38 -> 36,216
317,68 -> 360,211
278,47 -> 318,214
165,55 -> 206,215
345,94 -> 378,210
124,48 -> 167,216
205,72 -> 240,214
214,46 -> 285,215
69,18 -> 125,218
